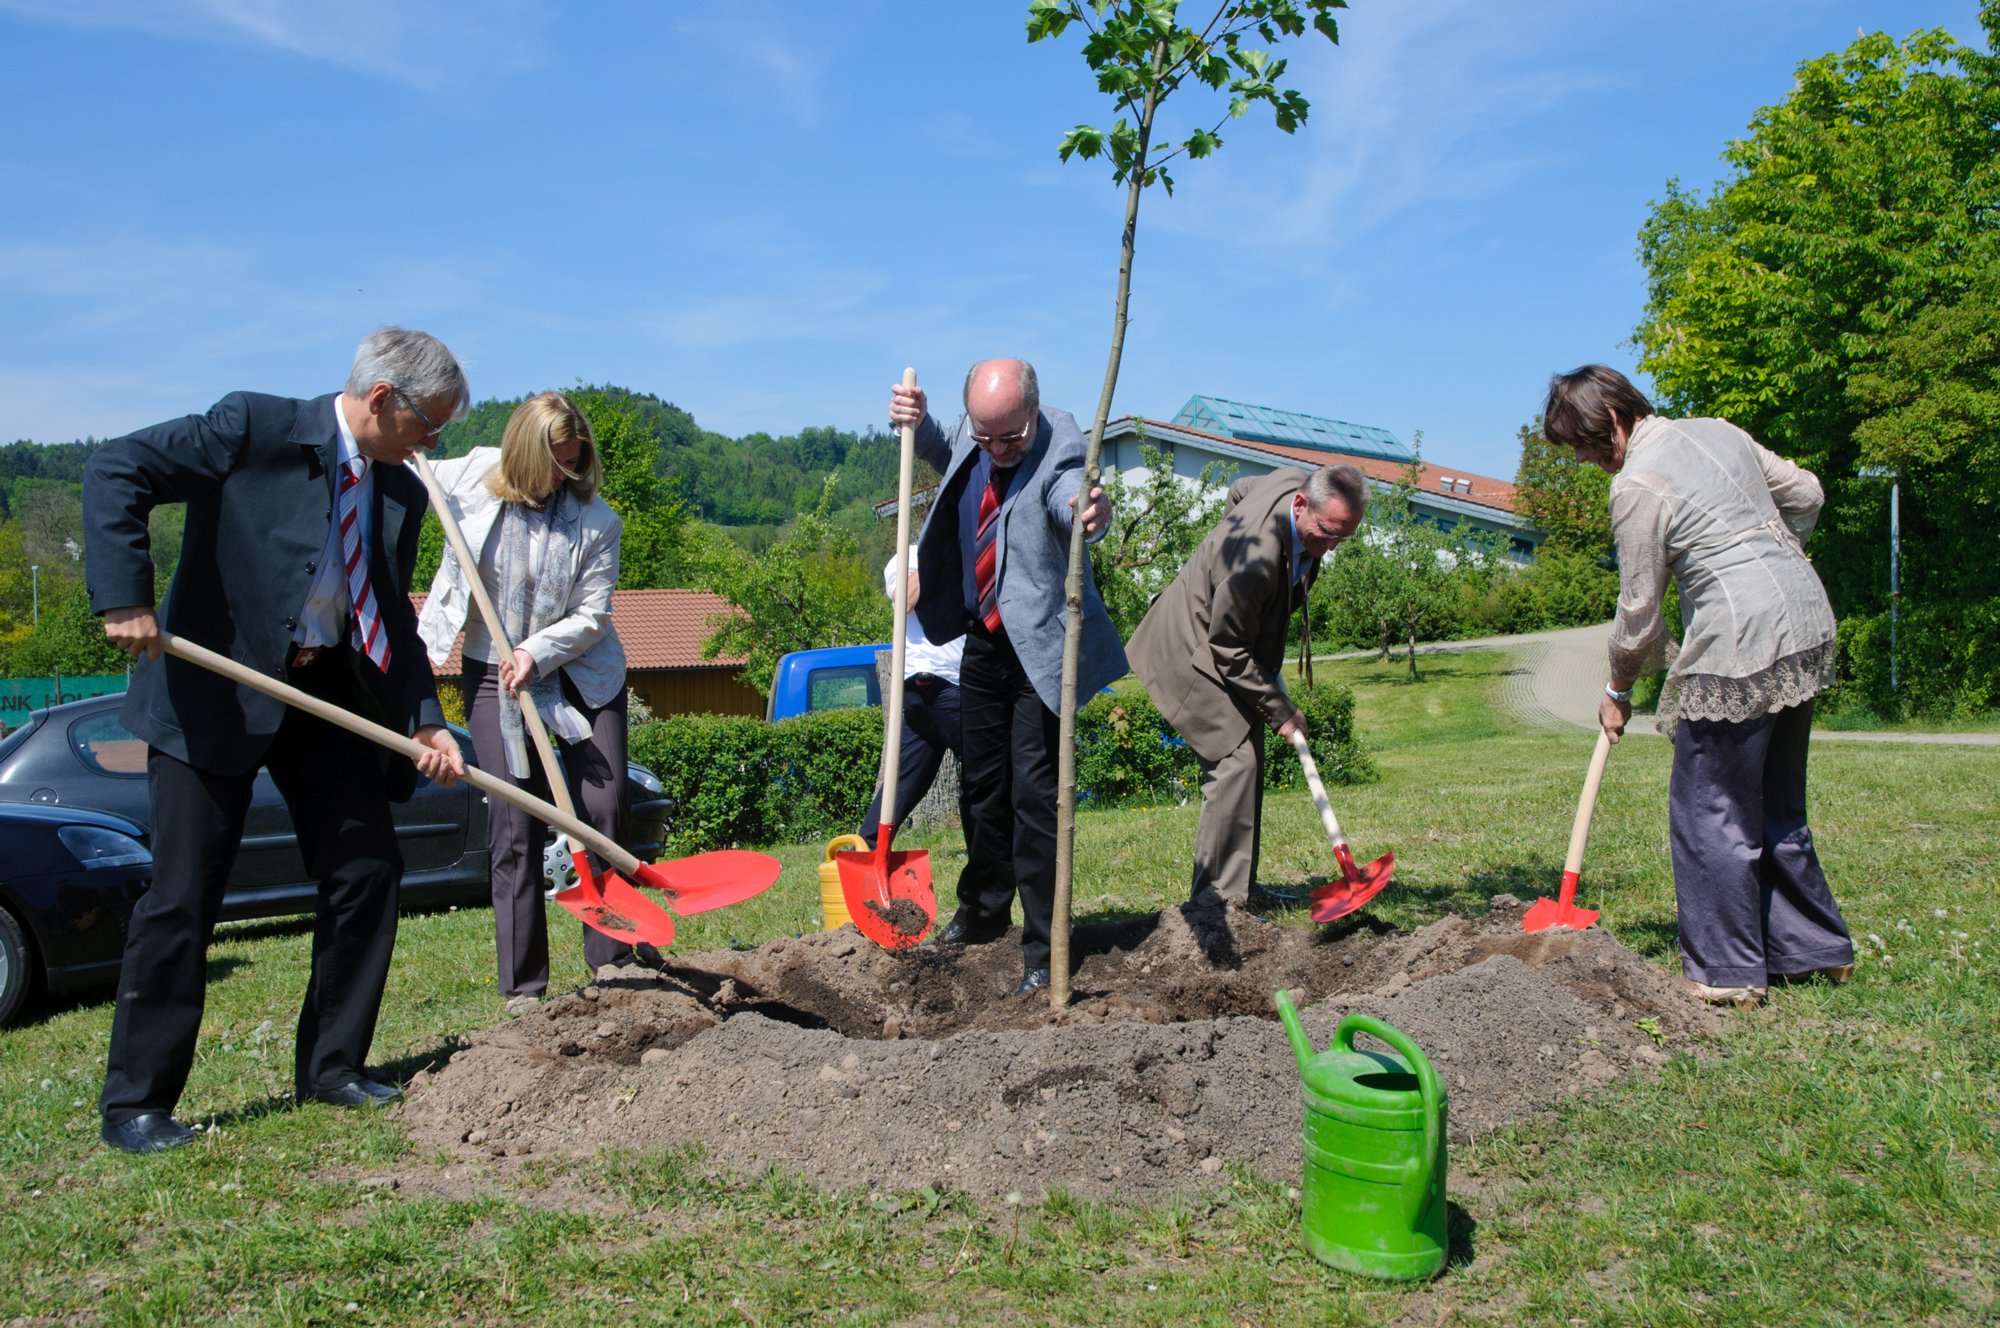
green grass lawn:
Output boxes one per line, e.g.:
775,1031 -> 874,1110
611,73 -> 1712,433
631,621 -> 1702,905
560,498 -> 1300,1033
4,651 -> 1995,1325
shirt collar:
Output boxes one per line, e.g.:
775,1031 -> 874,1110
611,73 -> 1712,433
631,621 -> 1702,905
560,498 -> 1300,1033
331,396 -> 366,476
1286,495 -> 1312,582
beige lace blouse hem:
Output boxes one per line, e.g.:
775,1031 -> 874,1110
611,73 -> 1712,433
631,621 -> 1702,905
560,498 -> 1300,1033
1606,416 -> 1838,733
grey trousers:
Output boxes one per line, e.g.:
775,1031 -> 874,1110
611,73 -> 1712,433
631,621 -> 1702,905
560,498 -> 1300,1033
1191,723 -> 1265,905
465,660 -> 630,997
1670,698 -> 1853,987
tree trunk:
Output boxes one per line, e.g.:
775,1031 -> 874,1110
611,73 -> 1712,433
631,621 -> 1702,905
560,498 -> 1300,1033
1297,596 -> 1314,689
1379,618 -> 1392,662
1052,39 -> 1166,1010
1406,622 -> 1419,681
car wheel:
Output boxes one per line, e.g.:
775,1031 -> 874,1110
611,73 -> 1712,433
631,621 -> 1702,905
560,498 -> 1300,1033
0,908 -> 34,1027
543,838 -> 579,897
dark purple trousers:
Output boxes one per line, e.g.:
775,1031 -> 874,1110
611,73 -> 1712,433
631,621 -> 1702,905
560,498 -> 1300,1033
1669,698 -> 1854,987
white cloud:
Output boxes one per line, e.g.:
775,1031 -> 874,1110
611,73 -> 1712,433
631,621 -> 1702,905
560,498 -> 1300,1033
1132,0 -> 1610,255
672,13 -> 824,127
0,0 -> 551,91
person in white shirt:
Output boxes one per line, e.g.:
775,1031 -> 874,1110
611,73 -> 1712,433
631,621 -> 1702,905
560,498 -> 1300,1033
858,547 -> 968,851
418,392 -> 630,1008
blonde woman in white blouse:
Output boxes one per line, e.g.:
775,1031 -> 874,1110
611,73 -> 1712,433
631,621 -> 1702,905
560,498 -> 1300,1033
418,392 -> 630,1009
1543,365 -> 1854,1009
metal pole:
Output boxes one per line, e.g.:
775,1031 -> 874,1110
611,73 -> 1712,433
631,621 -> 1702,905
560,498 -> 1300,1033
1889,479 -> 1900,694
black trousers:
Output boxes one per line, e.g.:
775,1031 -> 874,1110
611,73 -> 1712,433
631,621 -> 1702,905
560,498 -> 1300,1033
464,659 -> 631,994
957,623 -> 1059,972
858,674 -> 966,849
1669,698 -> 1855,987
100,649 -> 402,1124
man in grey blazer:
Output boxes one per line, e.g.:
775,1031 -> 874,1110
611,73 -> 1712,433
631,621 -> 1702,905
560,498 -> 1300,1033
888,359 -> 1124,996
1127,464 -> 1365,906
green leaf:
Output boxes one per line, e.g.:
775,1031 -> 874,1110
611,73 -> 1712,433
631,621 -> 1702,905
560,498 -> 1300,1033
1057,124 -> 1107,162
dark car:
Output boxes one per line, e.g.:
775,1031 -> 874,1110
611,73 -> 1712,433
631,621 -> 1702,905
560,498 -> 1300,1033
0,801 -> 154,1025
0,694 -> 669,920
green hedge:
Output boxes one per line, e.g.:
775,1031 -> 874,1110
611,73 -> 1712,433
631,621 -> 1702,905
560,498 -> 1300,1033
1825,599 -> 2000,720
629,708 -> 884,855
631,679 -> 1374,852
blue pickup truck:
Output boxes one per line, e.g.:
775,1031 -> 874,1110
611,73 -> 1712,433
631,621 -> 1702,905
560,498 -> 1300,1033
765,644 -> 889,721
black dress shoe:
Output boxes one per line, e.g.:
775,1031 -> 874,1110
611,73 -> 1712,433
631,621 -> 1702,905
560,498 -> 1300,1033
303,1077 -> 403,1109
935,910 -> 1009,946
101,1112 -> 197,1154
1014,966 -> 1051,997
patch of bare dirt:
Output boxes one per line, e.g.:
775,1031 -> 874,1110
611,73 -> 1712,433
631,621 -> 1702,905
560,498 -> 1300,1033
398,896 -> 1713,1202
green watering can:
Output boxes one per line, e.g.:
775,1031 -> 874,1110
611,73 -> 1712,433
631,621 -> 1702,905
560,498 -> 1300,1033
1273,990 -> 1448,1281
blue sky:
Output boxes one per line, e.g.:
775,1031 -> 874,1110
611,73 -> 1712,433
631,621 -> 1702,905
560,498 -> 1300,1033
0,0 -> 1984,482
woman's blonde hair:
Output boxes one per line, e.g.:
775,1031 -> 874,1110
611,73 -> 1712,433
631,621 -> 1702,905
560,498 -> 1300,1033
487,391 -> 601,505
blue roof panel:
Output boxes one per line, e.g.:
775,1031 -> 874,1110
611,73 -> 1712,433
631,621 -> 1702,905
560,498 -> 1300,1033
1170,394 -> 1413,463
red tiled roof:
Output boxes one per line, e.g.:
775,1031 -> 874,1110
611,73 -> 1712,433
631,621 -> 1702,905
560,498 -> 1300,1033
1128,417 -> 1519,515
409,588 -> 748,678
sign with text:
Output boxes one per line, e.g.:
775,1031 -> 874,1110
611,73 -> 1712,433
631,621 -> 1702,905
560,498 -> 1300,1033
0,675 -> 128,725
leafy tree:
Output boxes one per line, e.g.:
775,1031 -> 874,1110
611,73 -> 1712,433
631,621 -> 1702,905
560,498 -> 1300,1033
1512,417 -> 1611,559
1089,439 -> 1234,635
1029,0 -> 1346,1001
8,582 -> 131,677
1314,456 -> 1459,680
1634,8 -> 2000,616
695,476 -> 891,697
568,386 -> 694,590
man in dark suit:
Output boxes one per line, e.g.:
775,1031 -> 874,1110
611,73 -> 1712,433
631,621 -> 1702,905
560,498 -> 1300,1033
1127,464 -> 1366,906
84,326 -> 468,1154
888,359 -> 1124,996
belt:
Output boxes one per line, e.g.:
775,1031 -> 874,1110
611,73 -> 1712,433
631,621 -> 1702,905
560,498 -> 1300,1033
908,672 -> 951,688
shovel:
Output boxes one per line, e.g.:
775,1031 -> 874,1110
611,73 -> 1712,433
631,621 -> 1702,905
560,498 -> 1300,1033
156,632 -> 779,946
408,453 -> 631,944
1286,728 -> 1396,921
1523,729 -> 1609,932
832,367 -> 937,949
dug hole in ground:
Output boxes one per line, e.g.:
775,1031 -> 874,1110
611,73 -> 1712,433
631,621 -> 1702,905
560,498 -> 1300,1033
396,896 -> 1715,1205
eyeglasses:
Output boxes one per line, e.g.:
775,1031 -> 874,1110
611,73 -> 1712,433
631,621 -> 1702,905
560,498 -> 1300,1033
394,387 -> 447,438
970,417 -> 1036,447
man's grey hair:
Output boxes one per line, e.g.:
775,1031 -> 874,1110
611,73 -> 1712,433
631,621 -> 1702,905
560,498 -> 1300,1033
1304,462 -> 1368,517
345,326 -> 470,419
963,358 -> 1039,415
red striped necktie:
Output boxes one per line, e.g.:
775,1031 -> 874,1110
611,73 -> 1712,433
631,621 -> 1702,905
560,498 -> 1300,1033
973,465 -> 1007,632
339,458 -> 390,672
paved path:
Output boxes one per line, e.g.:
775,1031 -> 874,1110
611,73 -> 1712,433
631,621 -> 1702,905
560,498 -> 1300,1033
1322,623 -> 2000,746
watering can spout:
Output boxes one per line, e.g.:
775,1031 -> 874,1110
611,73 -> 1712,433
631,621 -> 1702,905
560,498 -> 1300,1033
1272,989 -> 1315,1074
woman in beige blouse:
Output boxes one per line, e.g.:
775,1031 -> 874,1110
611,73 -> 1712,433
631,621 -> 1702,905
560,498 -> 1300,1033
1543,365 -> 1854,1008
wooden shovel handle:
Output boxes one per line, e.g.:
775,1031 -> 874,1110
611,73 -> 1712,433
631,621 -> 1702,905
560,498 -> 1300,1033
1564,729 -> 1614,878
877,367 -> 918,835
406,454 -> 578,828
157,631 -> 642,877
1286,727 -> 1347,852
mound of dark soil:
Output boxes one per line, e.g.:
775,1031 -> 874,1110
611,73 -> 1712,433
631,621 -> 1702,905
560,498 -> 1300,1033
399,897 -> 1711,1202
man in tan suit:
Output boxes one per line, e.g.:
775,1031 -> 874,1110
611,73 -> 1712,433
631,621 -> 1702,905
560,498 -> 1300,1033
1127,464 -> 1367,905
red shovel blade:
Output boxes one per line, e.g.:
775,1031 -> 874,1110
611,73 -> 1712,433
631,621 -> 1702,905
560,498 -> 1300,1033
1309,850 -> 1396,922
631,849 -> 783,916
833,841 -> 935,949
1523,869 -> 1600,932
552,858 -> 676,947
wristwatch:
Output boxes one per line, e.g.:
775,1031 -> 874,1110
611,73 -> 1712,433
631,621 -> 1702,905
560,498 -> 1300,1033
1604,682 -> 1633,703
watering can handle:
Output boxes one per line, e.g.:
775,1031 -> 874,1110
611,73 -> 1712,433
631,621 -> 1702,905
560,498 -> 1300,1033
1334,1013 -> 1443,1210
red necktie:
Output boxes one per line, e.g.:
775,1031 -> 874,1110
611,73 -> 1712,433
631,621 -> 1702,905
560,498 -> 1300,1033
973,466 -> 1005,632
340,459 -> 390,672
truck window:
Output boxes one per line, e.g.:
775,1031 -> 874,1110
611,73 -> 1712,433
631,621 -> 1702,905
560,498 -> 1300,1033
808,665 -> 877,713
